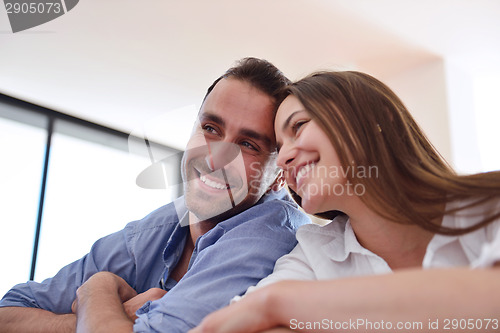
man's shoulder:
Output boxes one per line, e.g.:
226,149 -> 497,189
124,199 -> 182,236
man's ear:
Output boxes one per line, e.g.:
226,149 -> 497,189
268,169 -> 286,193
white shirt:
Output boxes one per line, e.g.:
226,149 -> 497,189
248,198 -> 500,292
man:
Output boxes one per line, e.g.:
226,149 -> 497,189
0,58 -> 310,332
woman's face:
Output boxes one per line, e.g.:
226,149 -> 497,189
275,95 -> 348,215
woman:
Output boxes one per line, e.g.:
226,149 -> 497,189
190,71 -> 500,333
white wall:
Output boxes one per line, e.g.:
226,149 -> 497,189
382,59 -> 452,166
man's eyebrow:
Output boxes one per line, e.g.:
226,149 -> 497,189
239,128 -> 273,148
199,112 -> 225,126
200,111 -> 274,149
199,112 -> 273,146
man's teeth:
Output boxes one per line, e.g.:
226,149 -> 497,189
296,163 -> 315,184
200,174 -> 227,190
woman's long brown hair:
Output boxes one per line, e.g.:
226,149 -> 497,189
286,71 -> 500,235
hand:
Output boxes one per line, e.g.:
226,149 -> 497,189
123,288 -> 167,321
72,272 -> 138,333
72,272 -> 137,313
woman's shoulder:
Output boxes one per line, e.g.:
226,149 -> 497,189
447,197 -> 500,268
446,197 -> 500,231
443,197 -> 500,259
296,214 -> 349,244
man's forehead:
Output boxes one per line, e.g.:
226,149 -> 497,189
200,78 -> 275,120
204,78 -> 273,107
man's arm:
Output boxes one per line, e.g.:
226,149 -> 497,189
0,223 -> 139,332
0,284 -> 166,333
0,307 -> 76,333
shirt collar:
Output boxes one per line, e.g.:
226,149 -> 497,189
320,216 -> 375,262
322,216 -> 395,263
425,209 -> 459,253
173,196 -> 189,226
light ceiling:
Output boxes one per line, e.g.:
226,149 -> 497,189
1,0 -> 499,150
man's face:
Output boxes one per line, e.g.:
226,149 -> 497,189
181,78 -> 278,222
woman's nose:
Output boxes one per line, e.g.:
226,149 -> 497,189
276,144 -> 295,170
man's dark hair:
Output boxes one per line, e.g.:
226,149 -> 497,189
202,57 -> 291,109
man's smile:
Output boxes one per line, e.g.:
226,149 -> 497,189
199,173 -> 230,190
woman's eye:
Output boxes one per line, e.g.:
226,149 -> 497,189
292,120 -> 308,135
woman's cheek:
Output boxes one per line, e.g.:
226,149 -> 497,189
284,172 -> 297,192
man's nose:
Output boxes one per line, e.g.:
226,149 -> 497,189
205,141 -> 240,171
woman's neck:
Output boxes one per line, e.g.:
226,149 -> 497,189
345,200 -> 438,270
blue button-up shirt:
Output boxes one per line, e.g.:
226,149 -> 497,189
0,189 -> 309,332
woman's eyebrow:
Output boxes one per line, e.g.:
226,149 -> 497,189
281,110 -> 307,132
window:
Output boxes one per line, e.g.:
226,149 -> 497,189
0,94 -> 182,296
0,108 -> 47,297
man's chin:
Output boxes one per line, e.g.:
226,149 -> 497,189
185,195 -> 259,224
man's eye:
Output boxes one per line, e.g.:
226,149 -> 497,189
241,141 -> 258,151
202,124 -> 218,135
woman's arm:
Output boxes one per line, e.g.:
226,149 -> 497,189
191,266 -> 500,333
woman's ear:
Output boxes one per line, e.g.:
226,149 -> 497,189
268,169 -> 286,193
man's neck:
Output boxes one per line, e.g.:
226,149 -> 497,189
187,211 -> 218,245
